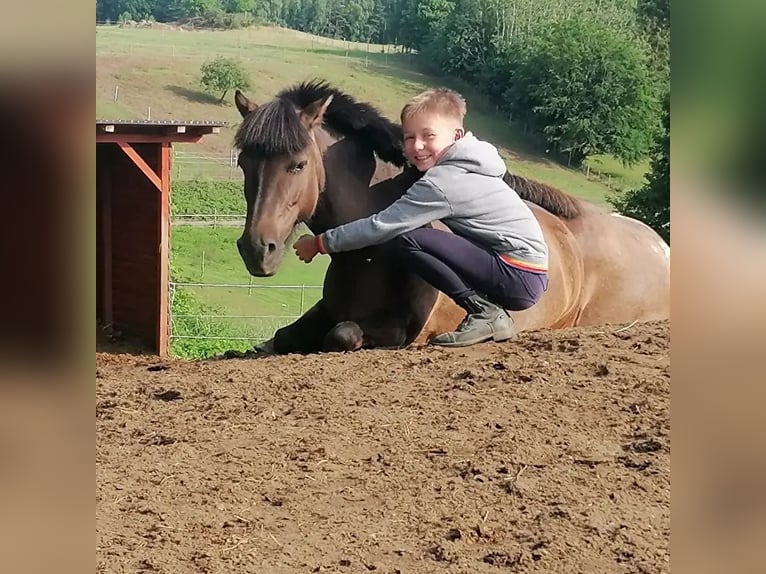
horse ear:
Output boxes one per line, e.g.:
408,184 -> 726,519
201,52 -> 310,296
235,90 -> 257,118
300,95 -> 333,129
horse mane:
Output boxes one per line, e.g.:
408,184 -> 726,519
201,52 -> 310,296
235,79 -> 406,167
503,172 -> 583,219
234,95 -> 311,157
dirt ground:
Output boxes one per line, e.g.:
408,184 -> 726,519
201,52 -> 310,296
96,320 -> 669,574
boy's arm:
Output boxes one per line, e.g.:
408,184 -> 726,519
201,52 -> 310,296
318,179 -> 452,254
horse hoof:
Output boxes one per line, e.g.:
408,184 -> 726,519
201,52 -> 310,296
252,338 -> 276,355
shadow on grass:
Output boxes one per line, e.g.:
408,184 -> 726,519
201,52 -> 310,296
166,85 -> 225,105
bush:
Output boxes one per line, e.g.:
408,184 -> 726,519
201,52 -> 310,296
609,92 -> 669,242
171,180 -> 245,215
200,56 -> 251,103
194,8 -> 257,29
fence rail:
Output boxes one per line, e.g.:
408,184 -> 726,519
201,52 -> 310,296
172,213 -> 245,227
171,149 -> 242,180
169,282 -> 323,347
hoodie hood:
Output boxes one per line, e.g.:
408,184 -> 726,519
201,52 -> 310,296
436,132 -> 507,177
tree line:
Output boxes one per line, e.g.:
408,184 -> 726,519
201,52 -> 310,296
98,0 -> 667,164
97,0 -> 669,238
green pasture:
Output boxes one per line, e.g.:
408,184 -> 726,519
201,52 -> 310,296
169,226 -> 327,358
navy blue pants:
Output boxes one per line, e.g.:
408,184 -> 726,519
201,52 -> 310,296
393,228 -> 548,311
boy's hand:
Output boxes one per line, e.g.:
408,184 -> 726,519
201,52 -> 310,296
293,234 -> 320,263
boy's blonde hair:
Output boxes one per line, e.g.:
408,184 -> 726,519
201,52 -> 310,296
400,88 -> 467,125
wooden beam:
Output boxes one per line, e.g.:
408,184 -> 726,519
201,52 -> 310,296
97,133 -> 204,144
157,142 -> 172,357
116,142 -> 162,192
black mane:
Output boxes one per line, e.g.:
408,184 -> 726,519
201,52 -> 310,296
235,80 -> 406,166
503,172 -> 582,219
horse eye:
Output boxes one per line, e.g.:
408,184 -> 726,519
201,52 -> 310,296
288,160 -> 307,174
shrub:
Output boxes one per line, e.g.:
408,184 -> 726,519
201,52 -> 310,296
200,56 -> 251,103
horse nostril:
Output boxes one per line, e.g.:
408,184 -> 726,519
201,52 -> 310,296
267,242 -> 277,254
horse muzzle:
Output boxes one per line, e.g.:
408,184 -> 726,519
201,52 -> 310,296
237,236 -> 284,277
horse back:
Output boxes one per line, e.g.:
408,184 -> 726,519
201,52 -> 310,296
565,206 -> 670,324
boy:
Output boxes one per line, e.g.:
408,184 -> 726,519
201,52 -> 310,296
294,88 -> 548,347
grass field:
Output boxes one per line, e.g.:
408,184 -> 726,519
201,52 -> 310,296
169,226 -> 328,357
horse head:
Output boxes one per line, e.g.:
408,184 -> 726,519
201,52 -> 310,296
233,89 -> 332,276
233,80 -> 407,277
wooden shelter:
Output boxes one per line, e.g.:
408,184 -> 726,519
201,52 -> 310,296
97,119 -> 226,356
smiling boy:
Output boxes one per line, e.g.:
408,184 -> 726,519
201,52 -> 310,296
294,88 -> 549,347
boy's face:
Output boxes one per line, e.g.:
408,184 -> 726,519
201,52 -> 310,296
402,112 -> 464,172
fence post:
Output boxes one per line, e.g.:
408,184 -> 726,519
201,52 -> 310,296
201,250 -> 206,279
300,285 -> 306,315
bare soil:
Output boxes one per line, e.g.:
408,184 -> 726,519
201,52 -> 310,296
97,320 -> 669,573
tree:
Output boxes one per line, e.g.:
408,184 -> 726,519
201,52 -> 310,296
222,0 -> 257,12
429,0 -> 488,79
399,0 -> 454,50
97,0 -> 154,21
609,92 -> 669,242
499,16 -> 659,166
636,0 -> 670,86
200,57 -> 252,103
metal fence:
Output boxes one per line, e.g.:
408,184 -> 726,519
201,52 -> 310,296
168,280 -> 322,345
168,209 -> 323,355
171,213 -> 245,227
172,149 -> 242,181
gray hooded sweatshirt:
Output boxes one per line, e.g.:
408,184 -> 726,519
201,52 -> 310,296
321,132 -> 549,269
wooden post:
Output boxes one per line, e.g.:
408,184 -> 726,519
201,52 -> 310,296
157,142 -> 172,356
100,159 -> 113,329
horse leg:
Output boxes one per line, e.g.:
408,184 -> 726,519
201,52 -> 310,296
270,300 -> 335,354
322,321 -> 365,352
322,316 -> 410,352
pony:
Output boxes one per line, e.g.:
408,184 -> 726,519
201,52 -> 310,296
232,80 -> 670,353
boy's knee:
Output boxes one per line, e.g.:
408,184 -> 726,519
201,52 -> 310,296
393,229 -> 424,251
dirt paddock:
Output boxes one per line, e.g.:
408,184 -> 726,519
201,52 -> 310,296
96,320 -> 669,573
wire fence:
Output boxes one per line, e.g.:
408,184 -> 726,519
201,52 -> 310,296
169,282 -> 323,356
172,213 -> 245,226
169,282 -> 321,339
172,149 -> 242,181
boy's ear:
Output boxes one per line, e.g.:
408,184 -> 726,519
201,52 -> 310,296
454,127 -> 465,141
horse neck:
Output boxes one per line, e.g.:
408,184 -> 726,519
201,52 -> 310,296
306,128 -> 382,234
305,128 -> 335,234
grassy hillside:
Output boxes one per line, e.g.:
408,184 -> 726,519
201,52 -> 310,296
96,24 -> 647,202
